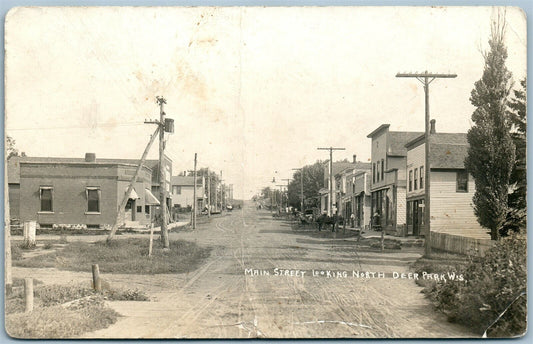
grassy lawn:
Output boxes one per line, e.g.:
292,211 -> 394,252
5,283 -> 148,338
13,238 -> 212,274
410,250 -> 470,290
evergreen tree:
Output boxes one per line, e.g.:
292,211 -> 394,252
503,77 -> 527,235
465,15 -> 516,240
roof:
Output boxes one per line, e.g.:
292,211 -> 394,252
171,176 -> 203,186
405,133 -> 469,169
336,162 -> 371,176
430,133 -> 468,169
388,131 -> 424,156
366,124 -> 390,138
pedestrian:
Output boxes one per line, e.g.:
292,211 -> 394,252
350,213 -> 356,228
373,210 -> 381,231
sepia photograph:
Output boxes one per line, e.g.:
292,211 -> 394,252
3,5 -> 528,339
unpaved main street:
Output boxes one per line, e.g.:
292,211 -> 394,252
14,202 -> 474,338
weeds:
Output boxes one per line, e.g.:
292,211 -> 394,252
13,238 -> 211,274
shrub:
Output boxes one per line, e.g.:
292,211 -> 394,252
433,234 -> 526,337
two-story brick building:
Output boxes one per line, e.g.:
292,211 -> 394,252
367,124 -> 422,234
405,121 -> 482,236
7,153 -> 163,229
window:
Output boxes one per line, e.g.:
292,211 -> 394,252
381,159 -> 384,181
40,187 -> 53,212
420,166 -> 424,189
372,163 -> 376,183
376,162 -> 380,182
145,205 -> 150,214
137,206 -> 142,213
457,171 -> 468,192
86,187 -> 100,213
173,186 -> 181,195
414,168 -> 418,190
409,170 -> 413,191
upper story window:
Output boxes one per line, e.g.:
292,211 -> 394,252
376,162 -> 380,182
86,187 -> 101,213
372,163 -> 376,183
381,159 -> 384,181
420,166 -> 424,189
40,187 -> 53,212
414,168 -> 418,190
408,170 -> 413,192
456,171 -> 468,192
173,186 -> 181,195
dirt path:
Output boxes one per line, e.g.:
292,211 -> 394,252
12,203 -> 475,338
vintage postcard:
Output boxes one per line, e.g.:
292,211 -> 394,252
3,6 -> 527,339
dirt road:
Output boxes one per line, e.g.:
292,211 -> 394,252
14,202 -> 474,338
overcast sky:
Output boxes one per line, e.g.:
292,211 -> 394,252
5,6 -> 527,199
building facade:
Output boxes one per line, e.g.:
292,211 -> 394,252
405,122 -> 483,236
367,124 -> 422,234
171,176 -> 205,212
9,153 -> 161,229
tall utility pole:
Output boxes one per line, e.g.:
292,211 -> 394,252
396,71 -> 457,257
317,147 -> 345,216
292,168 -> 304,212
193,153 -> 197,229
156,96 -> 170,249
276,185 -> 285,210
282,178 -> 290,209
207,167 -> 211,217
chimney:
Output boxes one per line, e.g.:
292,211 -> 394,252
353,154 -> 357,163
430,119 -> 436,134
85,153 -> 96,162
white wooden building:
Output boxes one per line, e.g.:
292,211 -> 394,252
405,120 -> 483,236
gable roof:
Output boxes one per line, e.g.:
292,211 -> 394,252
430,133 -> 468,169
388,131 -> 424,156
405,133 -> 469,169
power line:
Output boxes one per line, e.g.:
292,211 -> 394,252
7,122 -> 146,131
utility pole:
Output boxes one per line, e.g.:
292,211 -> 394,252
276,185 -> 285,210
108,126 -> 160,241
4,149 -> 12,295
220,170 -> 224,211
156,96 -> 170,249
282,178 -> 290,210
207,167 -> 211,218
396,71 -> 457,257
193,153 -> 197,229
317,147 -> 345,216
292,168 -> 304,212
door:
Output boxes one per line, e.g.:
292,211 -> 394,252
412,200 -> 419,236
125,199 -> 136,221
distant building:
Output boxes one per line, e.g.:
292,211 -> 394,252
171,175 -> 205,212
405,120 -> 483,236
334,155 -> 371,225
320,160 -> 356,215
367,124 -> 422,234
7,153 -> 165,229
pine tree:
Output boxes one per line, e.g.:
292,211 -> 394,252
465,14 -> 516,240
503,77 -> 527,234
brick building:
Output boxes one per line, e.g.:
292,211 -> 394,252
7,153 -> 169,229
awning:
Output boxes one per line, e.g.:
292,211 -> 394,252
124,187 -> 140,200
145,188 -> 160,205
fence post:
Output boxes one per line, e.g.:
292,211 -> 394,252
92,264 -> 101,291
24,278 -> 33,313
148,223 -> 154,257
23,221 -> 36,247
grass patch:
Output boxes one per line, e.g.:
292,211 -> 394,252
410,250 -> 470,290
13,238 -> 211,274
6,304 -> 119,339
5,283 -> 149,338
